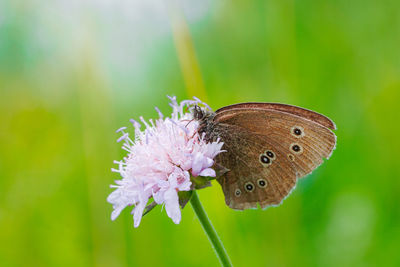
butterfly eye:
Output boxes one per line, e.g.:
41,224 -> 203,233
235,189 -> 242,197
259,155 -> 271,165
290,143 -> 303,154
244,182 -> 255,192
265,150 -> 275,159
291,126 -> 305,138
257,179 -> 268,188
193,105 -> 204,120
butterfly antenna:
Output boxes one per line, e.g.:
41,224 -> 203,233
185,118 -> 195,128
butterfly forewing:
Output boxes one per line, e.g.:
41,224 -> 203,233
216,102 -> 336,130
208,103 -> 336,210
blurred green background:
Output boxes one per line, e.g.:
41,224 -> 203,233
1,0 -> 399,266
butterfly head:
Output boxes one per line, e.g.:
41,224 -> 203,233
191,105 -> 216,140
192,105 -> 205,120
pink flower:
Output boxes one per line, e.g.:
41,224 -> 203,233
107,96 -> 224,227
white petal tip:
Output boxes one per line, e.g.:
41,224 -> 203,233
199,168 -> 216,177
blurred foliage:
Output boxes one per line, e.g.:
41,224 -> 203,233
1,0 -> 399,266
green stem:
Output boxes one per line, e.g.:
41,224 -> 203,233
190,191 -> 233,267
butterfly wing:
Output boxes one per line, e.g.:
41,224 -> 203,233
211,103 -> 336,210
213,123 -> 298,209
216,102 -> 336,130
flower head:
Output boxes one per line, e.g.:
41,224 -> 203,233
107,96 -> 224,227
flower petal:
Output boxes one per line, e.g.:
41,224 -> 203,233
198,168 -> 216,177
164,188 -> 181,224
191,152 -> 205,176
133,198 -> 148,228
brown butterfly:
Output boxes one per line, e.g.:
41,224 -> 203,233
194,103 -> 336,210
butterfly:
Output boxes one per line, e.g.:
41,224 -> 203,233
194,103 -> 336,210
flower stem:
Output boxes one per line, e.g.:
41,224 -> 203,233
190,191 -> 233,267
